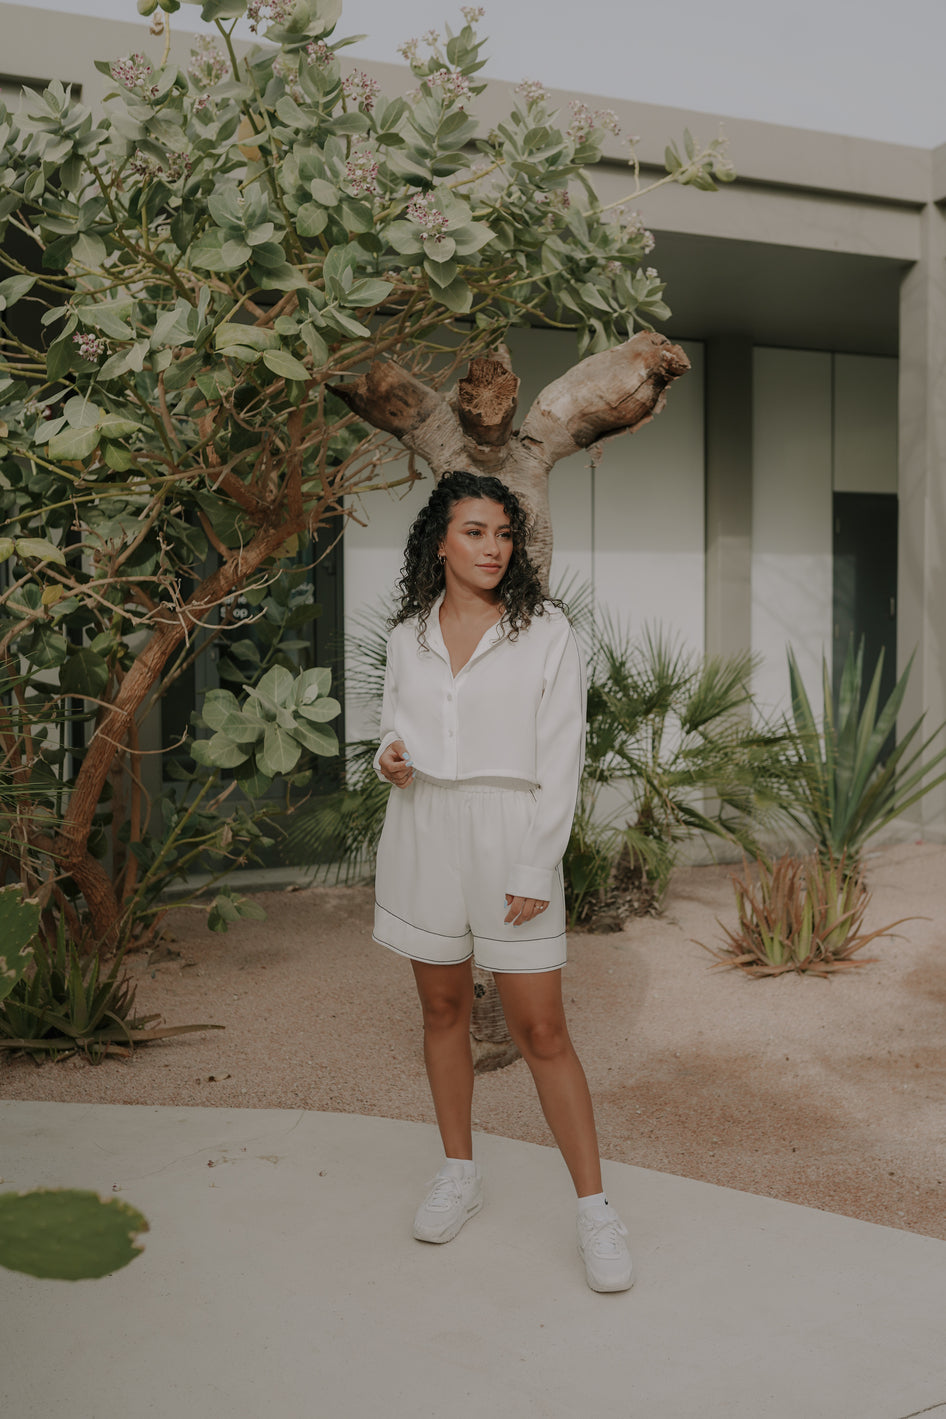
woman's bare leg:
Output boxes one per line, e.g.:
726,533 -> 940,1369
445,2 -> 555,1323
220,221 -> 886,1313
411,959 -> 475,1160
493,969 -> 603,1197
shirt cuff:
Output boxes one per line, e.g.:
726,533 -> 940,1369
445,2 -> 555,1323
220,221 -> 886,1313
373,732 -> 401,782
505,863 -> 555,903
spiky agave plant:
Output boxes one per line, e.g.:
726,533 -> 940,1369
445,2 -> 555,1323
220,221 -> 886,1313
784,640 -> 946,868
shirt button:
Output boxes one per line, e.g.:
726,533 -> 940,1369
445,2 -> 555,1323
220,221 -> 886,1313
447,729 -> 454,737
446,693 -> 453,702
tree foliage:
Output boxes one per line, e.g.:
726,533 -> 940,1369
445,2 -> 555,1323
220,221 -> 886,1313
0,0 -> 732,950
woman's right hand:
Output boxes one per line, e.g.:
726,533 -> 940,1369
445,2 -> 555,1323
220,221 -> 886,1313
379,739 -> 414,788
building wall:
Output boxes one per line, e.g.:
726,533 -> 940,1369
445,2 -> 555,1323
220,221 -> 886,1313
750,348 -> 898,718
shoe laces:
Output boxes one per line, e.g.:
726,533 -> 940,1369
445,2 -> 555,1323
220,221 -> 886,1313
583,1213 -> 628,1257
423,1173 -> 464,1212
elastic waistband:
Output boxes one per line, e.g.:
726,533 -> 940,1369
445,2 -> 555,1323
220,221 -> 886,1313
415,772 -> 536,796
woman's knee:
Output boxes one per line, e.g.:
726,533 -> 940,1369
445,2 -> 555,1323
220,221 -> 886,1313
417,984 -> 471,1033
512,1014 -> 570,1062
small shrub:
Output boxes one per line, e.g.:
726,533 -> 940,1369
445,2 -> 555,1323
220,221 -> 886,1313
704,854 -> 912,977
0,924 -> 220,1062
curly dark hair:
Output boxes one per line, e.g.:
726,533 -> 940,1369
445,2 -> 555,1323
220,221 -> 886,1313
390,471 -> 557,642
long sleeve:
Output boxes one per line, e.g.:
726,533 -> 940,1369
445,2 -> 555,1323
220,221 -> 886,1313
505,624 -> 586,902
372,636 -> 402,781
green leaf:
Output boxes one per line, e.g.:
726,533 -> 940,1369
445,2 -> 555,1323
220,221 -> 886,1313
190,734 -> 250,769
234,758 -> 273,797
435,275 -> 472,314
0,1190 -> 148,1280
297,696 -> 341,723
98,415 -> 143,440
199,687 -> 242,731
15,537 -> 65,566
103,443 -> 135,473
214,323 -> 279,352
0,275 -> 35,310
344,278 -> 393,307
308,179 -> 339,206
258,722 -> 302,776
254,664 -> 296,708
47,425 -> 101,460
289,719 -> 337,757
72,232 -> 107,269
296,202 -> 328,238
60,647 -> 109,699
190,229 -> 247,272
262,349 -> 309,381
293,665 -> 332,702
23,624 -> 69,670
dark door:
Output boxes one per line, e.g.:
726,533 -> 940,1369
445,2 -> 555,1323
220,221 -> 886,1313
832,492 -> 898,716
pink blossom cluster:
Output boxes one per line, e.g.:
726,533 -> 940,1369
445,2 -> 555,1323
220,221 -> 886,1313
406,192 -> 449,243
342,70 -> 380,111
245,0 -> 294,34
345,144 -> 380,197
110,53 -> 159,98
460,6 -> 485,22
623,209 -> 656,253
188,36 -> 228,89
645,266 -> 658,279
428,68 -> 472,107
73,331 -> 107,362
422,28 -> 440,45
567,101 -> 621,144
516,78 -> 549,106
305,40 -> 332,65
128,149 -> 191,183
536,189 -> 571,212
397,37 -> 420,64
273,57 -> 304,103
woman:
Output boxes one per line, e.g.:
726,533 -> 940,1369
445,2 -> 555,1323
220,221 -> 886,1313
373,470 -> 632,1293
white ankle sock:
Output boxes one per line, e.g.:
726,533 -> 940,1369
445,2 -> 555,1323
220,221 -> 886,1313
577,1191 -> 608,1214
443,1156 -> 477,1178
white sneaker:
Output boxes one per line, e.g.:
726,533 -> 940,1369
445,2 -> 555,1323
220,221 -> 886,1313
577,1204 -> 634,1292
413,1163 -> 484,1243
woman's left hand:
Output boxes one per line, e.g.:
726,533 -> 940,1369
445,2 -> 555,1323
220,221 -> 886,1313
503,895 -> 549,926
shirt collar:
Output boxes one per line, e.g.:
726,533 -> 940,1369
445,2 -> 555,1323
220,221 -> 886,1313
425,592 -> 508,673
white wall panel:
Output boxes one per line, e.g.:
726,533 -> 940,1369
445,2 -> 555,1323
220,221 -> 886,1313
593,340 -> 705,650
833,353 -> 899,493
752,348 -> 833,715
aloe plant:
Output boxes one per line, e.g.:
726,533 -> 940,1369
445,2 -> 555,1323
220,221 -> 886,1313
785,641 -> 946,865
0,1189 -> 148,1280
705,853 -> 912,977
0,921 -> 221,1062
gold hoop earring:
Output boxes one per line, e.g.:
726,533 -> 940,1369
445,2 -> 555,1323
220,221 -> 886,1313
437,553 -> 446,566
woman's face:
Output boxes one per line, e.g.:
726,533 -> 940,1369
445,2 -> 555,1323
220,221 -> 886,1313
438,497 -> 514,597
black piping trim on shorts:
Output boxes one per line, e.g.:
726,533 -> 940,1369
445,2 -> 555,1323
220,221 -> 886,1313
373,933 -> 473,967
374,899 -> 471,940
488,959 -> 567,974
473,931 -> 565,946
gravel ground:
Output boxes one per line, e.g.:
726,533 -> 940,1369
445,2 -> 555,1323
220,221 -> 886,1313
3,840 -> 945,1239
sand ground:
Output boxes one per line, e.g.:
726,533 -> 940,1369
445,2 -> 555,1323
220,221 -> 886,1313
2,839 -> 944,1239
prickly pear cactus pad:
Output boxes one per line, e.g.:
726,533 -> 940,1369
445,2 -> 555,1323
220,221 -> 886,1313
0,885 -> 40,1002
0,1188 -> 148,1280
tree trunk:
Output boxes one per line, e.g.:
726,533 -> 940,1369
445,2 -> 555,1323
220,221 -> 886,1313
55,520 -> 301,948
334,329 -> 690,1070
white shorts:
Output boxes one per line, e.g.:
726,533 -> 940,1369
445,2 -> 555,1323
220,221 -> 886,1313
373,774 -> 567,973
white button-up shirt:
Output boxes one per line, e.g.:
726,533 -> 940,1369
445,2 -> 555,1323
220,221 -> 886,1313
374,596 -> 586,902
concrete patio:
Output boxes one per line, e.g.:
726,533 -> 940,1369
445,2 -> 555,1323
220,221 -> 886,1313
1,1100 -> 944,1419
